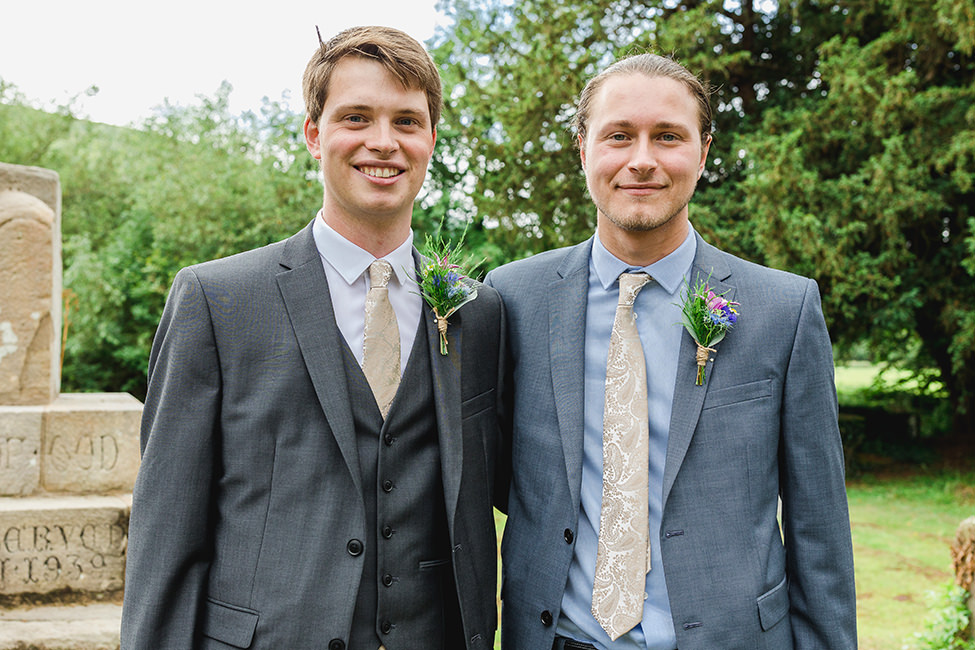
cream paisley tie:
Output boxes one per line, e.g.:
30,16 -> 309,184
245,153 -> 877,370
592,272 -> 653,640
362,260 -> 400,418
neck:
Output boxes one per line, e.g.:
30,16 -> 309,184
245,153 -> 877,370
322,211 -> 411,258
597,215 -> 689,267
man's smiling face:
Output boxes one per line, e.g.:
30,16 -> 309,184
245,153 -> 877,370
304,55 -> 436,233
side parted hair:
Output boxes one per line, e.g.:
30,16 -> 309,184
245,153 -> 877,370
302,25 -> 443,130
573,53 -> 713,148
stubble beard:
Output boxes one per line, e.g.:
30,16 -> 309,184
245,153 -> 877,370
593,181 -> 698,233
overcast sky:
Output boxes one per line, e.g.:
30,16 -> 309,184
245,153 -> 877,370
1,0 -> 444,127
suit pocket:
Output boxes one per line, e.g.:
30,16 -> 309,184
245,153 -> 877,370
462,388 -> 496,419
202,597 -> 259,649
419,557 -> 451,570
702,378 -> 772,410
757,576 -> 789,631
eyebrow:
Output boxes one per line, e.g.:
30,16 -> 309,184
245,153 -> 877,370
599,119 -> 693,132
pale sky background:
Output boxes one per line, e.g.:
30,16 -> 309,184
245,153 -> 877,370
1,0 -> 445,127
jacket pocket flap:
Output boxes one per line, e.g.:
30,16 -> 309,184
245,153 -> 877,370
702,378 -> 772,410
461,388 -> 496,419
756,576 -> 789,631
202,597 -> 259,648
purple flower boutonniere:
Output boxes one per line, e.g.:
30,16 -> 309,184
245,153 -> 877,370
679,276 -> 739,385
415,232 -> 479,355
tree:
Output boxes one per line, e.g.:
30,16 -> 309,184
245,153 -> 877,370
741,0 -> 975,433
1,81 -> 323,398
429,0 -> 975,432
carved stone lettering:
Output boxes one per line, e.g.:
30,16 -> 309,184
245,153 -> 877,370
0,496 -> 128,594
41,393 -> 141,493
0,407 -> 42,496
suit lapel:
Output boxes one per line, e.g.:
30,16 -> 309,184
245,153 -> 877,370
276,222 -> 362,494
662,234 -> 735,506
420,251 -> 465,527
550,239 -> 594,510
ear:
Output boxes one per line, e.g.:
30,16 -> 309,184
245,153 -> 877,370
697,133 -> 712,179
578,133 -> 587,170
430,125 -> 438,155
304,116 -> 322,160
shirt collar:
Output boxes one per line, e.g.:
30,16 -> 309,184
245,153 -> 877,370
591,225 -> 697,295
313,211 -> 416,287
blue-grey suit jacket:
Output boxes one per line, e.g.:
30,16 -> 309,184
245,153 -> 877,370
486,233 -> 856,650
121,221 -> 506,649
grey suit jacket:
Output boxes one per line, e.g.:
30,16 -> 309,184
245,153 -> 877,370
486,233 -> 856,650
121,221 -> 505,650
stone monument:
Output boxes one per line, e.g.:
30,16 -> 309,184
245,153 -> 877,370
0,161 -> 141,650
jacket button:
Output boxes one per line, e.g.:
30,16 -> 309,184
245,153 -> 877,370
346,539 -> 363,556
328,640 -> 345,650
384,433 -> 394,446
382,479 -> 394,492
381,620 -> 393,634
382,525 -> 394,539
382,573 -> 394,587
563,528 -> 574,544
540,610 -> 553,626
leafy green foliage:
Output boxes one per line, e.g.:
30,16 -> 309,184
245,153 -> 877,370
0,80 -> 322,398
911,583 -> 975,650
429,0 -> 975,433
3,0 -> 974,425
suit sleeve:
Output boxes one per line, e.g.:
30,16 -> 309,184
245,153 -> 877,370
121,267 -> 220,649
484,271 -> 513,514
779,279 -> 858,649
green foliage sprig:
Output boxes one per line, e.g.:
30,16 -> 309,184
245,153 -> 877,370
416,231 -> 479,355
678,276 -> 739,385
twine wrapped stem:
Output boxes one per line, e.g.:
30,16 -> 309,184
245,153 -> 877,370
434,308 -> 450,355
695,342 -> 716,385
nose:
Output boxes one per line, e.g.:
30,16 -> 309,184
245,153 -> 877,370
628,137 -> 657,174
366,121 -> 398,155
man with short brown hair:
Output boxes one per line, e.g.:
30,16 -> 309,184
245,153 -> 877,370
122,25 -> 505,650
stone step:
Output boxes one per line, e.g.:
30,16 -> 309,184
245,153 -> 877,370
0,495 -> 130,597
0,602 -> 121,650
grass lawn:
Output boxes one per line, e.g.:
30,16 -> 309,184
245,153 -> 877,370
850,471 -> 975,649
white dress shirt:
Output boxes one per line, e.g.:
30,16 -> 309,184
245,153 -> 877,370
312,213 -> 422,375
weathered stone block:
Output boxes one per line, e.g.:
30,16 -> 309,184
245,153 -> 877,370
0,407 -> 43,496
42,394 -> 142,494
0,162 -> 62,406
0,495 -> 129,595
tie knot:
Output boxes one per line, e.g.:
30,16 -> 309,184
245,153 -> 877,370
369,260 -> 393,289
617,272 -> 651,306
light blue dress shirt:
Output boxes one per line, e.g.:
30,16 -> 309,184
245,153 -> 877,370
556,227 -> 696,650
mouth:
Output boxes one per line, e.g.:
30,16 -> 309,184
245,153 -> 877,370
357,165 -> 404,179
618,182 -> 666,195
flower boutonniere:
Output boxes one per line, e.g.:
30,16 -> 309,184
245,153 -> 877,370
415,232 -> 479,355
678,276 -> 739,385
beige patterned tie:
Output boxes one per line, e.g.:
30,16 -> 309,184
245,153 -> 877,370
362,260 -> 400,418
592,272 -> 653,640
